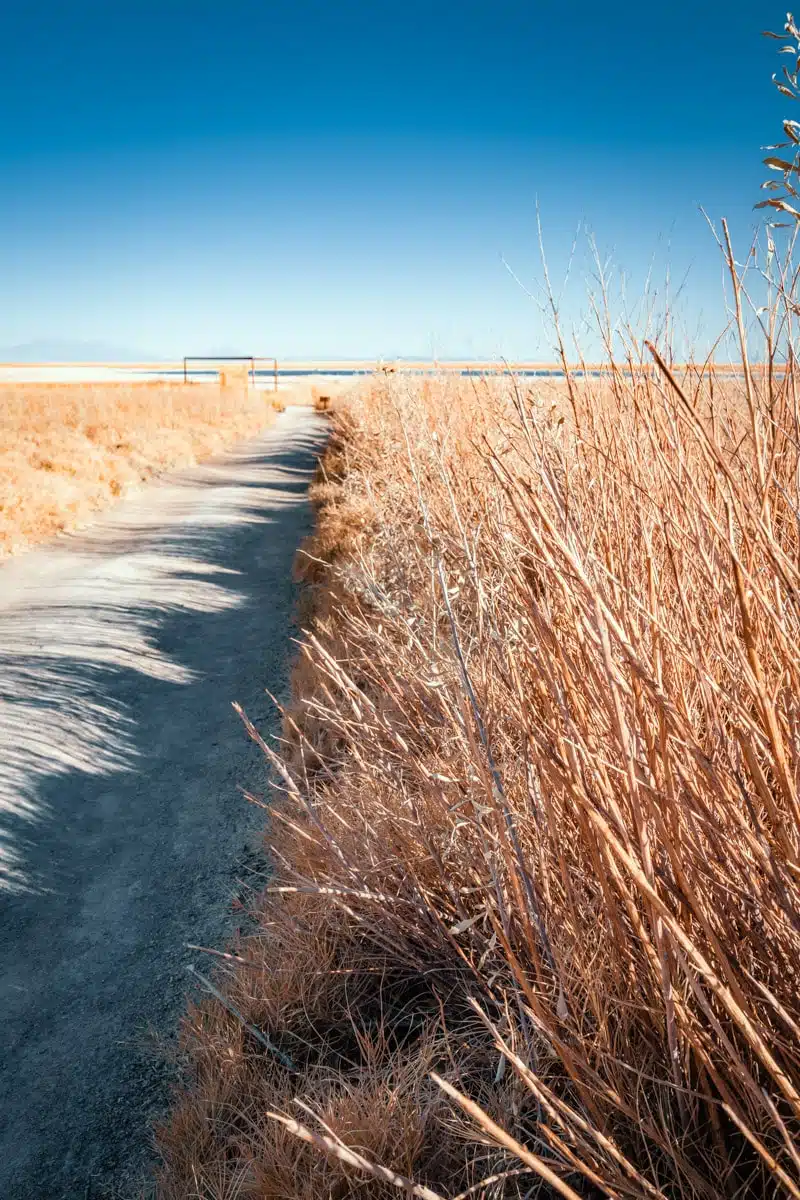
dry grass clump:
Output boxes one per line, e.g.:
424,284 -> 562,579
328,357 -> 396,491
311,386 -> 333,412
156,281 -> 800,1198
0,381 -> 274,557
157,894 -> 484,1199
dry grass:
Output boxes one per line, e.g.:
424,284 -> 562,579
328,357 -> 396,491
311,386 -> 334,413
154,245 -> 800,1195
0,380 -> 275,557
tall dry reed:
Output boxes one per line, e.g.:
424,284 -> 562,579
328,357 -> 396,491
157,338 -> 800,1199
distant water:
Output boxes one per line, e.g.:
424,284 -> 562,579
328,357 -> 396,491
0,364 -> 749,386
156,367 -> 597,380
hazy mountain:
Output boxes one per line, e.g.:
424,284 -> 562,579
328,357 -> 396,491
0,339 -> 160,363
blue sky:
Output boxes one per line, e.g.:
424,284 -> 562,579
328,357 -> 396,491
0,1 -> 782,359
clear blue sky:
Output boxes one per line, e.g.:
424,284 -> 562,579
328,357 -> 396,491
0,1 -> 782,359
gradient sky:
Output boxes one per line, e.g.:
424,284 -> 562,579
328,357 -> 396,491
0,1 -> 783,359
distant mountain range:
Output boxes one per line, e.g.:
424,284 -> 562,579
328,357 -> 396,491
0,339 -> 161,363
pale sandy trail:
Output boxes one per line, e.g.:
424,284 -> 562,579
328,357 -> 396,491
0,408 -> 327,1198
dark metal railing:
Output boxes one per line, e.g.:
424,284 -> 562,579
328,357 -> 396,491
182,356 -> 279,390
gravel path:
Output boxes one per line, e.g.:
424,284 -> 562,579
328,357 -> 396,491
0,408 -> 327,1198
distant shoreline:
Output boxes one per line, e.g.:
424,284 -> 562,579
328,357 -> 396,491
0,359 -> 756,385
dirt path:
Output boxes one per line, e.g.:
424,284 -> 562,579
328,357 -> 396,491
0,408 -> 327,1199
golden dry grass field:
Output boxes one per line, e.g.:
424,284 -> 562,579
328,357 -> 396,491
0,381 -> 280,558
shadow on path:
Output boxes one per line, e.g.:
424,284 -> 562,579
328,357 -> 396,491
0,408 -> 327,1198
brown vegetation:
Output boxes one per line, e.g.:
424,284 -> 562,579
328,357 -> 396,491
156,330 -> 800,1199
311,386 -> 335,413
0,381 -> 274,557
